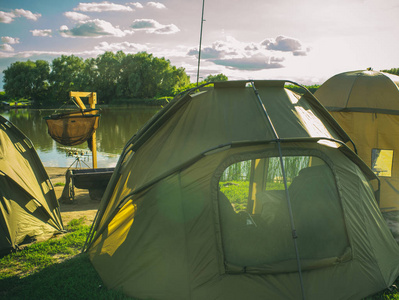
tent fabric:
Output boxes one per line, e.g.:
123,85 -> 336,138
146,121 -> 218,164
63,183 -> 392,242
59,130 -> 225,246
0,115 -> 64,251
315,70 -> 399,211
85,81 -> 399,300
314,70 -> 399,114
44,109 -> 100,146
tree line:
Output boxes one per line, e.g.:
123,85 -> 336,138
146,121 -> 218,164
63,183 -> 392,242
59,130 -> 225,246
382,68 -> 399,76
2,51 -> 227,107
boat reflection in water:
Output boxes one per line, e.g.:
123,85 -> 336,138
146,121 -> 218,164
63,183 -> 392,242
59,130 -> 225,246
0,106 -> 159,168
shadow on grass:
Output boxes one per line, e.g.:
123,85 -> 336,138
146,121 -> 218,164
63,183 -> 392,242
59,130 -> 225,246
0,253 -> 135,300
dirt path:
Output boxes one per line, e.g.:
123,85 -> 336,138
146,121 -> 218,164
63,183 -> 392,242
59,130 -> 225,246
46,167 -> 100,226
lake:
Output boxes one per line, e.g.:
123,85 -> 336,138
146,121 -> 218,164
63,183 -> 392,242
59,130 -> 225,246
1,106 -> 160,168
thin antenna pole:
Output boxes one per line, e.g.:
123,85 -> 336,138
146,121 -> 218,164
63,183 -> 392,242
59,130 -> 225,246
196,0 -> 205,86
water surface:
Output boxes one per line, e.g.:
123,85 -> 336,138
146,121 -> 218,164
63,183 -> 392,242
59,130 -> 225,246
1,106 -> 159,168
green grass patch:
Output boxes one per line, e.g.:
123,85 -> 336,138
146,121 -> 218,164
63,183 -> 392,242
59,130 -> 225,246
0,217 -> 398,299
0,218 -> 135,299
54,182 -> 65,187
220,181 -> 249,211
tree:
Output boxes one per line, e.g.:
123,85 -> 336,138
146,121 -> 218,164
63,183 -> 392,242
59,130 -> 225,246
49,55 -> 85,104
205,73 -> 228,82
382,68 -> 399,76
94,51 -> 125,103
3,51 -> 192,106
3,60 -> 50,105
119,52 -> 189,99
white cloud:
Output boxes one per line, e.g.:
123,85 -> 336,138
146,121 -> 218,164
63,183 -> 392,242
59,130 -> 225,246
261,36 -> 307,53
13,9 -> 41,21
0,44 -> 14,52
64,11 -> 90,21
187,36 -> 308,71
131,19 -> 179,34
213,54 -> 285,70
31,29 -> 52,37
1,37 -> 19,44
74,1 -> 134,12
94,41 -> 148,52
0,9 -> 41,23
147,2 -> 167,9
0,11 -> 15,23
59,19 -> 134,38
128,2 -> 144,9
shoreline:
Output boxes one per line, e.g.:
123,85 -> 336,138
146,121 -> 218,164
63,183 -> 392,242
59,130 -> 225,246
45,167 -> 99,226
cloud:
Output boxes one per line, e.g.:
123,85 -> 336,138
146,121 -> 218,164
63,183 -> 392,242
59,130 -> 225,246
13,9 -> 41,21
31,29 -> 52,37
0,11 -> 16,23
261,36 -> 308,54
0,44 -> 14,52
128,2 -> 144,9
0,37 -> 19,53
59,19 -> 133,38
213,54 -> 285,70
64,11 -> 90,21
131,19 -> 179,34
0,9 -> 41,23
147,2 -> 167,9
74,1 -> 133,12
187,37 -> 306,71
187,36 -> 310,71
94,41 -> 148,52
188,47 -> 223,59
1,37 -> 19,44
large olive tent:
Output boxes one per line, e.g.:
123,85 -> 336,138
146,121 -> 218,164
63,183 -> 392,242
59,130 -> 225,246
0,115 -> 64,251
314,70 -> 399,212
85,80 -> 399,300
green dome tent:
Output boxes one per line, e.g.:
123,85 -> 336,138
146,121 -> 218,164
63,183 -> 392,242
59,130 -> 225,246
84,80 -> 399,300
0,115 -> 64,251
314,70 -> 399,213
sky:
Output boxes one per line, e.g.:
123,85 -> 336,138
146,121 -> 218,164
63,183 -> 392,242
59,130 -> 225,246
0,0 -> 398,90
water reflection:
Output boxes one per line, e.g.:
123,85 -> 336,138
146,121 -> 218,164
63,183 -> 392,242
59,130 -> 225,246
1,106 -> 159,167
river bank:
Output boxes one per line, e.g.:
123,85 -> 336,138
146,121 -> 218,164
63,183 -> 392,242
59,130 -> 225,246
45,167 -> 99,227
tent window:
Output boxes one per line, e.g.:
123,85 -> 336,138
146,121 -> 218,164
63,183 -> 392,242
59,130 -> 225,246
371,149 -> 393,177
218,155 -> 349,271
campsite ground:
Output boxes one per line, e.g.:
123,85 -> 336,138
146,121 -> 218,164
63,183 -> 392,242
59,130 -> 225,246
45,167 -> 100,226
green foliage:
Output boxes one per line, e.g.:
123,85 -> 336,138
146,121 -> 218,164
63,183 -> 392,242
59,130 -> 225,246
2,52 -> 191,107
205,73 -> 228,82
219,181 -> 249,211
3,60 -> 50,105
0,91 -> 6,100
286,84 -> 320,95
382,68 -> 399,76
117,52 -> 190,100
48,55 -> 86,104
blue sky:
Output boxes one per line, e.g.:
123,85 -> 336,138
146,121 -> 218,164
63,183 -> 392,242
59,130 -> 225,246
0,0 -> 398,90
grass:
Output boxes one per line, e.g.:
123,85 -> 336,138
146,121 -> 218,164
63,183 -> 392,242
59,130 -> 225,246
0,218 -> 135,299
1,217 -> 399,299
54,182 -> 65,187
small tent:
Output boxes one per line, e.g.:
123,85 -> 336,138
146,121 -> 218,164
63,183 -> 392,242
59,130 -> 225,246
85,80 -> 399,300
314,70 -> 399,213
0,115 -> 64,251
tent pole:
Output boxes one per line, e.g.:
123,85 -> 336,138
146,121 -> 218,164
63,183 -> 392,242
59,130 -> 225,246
251,82 -> 306,300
